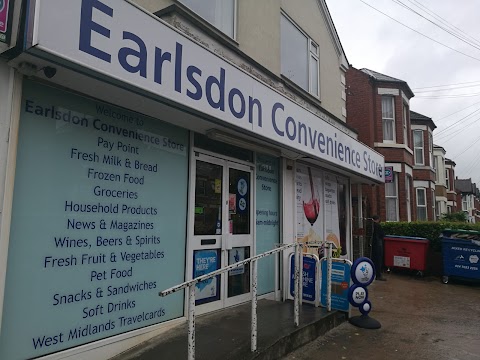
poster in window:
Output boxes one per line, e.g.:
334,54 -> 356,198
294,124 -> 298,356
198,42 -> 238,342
324,173 -> 341,254
296,165 -> 323,254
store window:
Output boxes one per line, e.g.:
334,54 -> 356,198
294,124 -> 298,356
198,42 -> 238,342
1,81 -> 190,359
281,13 -> 319,97
382,96 -> 395,142
180,0 -> 236,38
413,130 -> 424,165
385,173 -> 398,221
417,188 -> 427,220
255,154 -> 280,295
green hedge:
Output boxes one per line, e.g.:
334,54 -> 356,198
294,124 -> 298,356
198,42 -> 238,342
381,221 -> 480,251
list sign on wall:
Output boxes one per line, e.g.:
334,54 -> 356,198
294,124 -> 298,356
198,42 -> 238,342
0,81 -> 189,360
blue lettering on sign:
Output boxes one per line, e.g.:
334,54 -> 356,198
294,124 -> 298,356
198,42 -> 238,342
78,0 -> 383,179
289,255 -> 317,301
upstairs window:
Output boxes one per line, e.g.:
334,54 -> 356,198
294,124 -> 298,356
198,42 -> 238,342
381,97 -> 395,142
281,13 -> 319,97
403,104 -> 408,145
180,0 -> 236,38
385,173 -> 399,221
416,188 -> 427,221
429,133 -> 434,167
434,156 -> 439,182
445,169 -> 450,190
413,130 -> 424,165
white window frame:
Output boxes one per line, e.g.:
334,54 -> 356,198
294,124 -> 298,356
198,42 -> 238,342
434,156 -> 439,182
403,103 -> 408,145
179,0 -> 237,39
432,189 -> 436,220
382,96 -> 395,142
416,187 -> 427,221
429,133 -> 434,167
385,173 -> 399,221
445,169 -> 450,190
413,130 -> 424,165
309,40 -> 320,97
406,174 -> 411,222
281,12 -> 320,98
462,196 -> 468,211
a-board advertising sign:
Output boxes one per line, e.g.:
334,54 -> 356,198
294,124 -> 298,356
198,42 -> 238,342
289,254 -> 319,304
320,259 -> 351,311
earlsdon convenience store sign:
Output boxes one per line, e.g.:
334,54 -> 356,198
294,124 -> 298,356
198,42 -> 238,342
28,0 -> 384,182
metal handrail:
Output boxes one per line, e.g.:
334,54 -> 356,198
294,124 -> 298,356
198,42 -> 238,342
158,241 -> 334,360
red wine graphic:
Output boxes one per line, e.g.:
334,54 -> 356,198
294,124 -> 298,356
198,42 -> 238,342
303,167 -> 320,226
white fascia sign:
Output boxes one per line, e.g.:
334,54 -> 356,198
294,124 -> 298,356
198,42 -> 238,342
29,0 -> 384,182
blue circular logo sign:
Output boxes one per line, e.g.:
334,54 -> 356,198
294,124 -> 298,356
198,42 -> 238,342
351,257 -> 375,286
237,178 -> 248,196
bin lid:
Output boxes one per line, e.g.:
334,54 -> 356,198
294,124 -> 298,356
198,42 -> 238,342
441,229 -> 480,241
384,235 -> 428,241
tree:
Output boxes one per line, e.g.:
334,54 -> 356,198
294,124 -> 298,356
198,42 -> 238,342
441,211 -> 468,222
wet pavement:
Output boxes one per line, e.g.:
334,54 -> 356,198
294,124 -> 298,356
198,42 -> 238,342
283,272 -> 480,360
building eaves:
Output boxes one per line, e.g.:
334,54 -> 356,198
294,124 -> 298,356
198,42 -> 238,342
445,158 -> 456,166
360,68 -> 414,98
410,110 -> 437,130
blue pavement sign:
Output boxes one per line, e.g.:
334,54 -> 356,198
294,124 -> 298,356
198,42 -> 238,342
320,260 -> 351,311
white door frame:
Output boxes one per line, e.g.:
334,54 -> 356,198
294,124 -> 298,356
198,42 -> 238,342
186,147 -> 255,314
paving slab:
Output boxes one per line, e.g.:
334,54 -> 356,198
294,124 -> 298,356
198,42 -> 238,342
113,299 -> 346,360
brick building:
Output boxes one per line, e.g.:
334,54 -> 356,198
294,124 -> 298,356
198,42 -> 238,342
433,145 -> 447,219
411,111 -> 437,221
346,67 -> 414,222
445,158 -> 457,213
456,178 -> 479,223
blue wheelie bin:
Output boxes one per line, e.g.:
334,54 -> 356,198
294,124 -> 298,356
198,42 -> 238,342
441,229 -> 480,284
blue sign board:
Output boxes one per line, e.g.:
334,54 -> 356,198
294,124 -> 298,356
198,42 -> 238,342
193,250 -> 220,305
290,255 -> 317,301
320,260 -> 351,311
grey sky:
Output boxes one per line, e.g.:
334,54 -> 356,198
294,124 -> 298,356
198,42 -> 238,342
325,0 -> 480,184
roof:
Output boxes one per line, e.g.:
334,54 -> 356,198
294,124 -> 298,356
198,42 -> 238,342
360,69 -> 414,98
445,158 -> 456,166
410,110 -> 437,129
456,178 -> 474,194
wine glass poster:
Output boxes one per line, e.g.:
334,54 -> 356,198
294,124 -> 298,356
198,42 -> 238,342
296,165 -> 323,252
324,173 -> 341,253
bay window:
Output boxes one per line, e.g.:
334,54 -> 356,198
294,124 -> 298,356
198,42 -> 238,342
413,130 -> 424,165
416,188 -> 427,221
382,96 -> 395,142
385,173 -> 398,221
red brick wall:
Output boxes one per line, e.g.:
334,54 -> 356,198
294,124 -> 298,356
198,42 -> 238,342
346,68 -> 375,147
346,68 -> 417,222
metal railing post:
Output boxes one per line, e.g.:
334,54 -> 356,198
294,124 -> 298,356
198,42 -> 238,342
326,243 -> 332,312
293,243 -> 299,327
188,285 -> 195,360
251,259 -> 258,352
159,243 -> 299,356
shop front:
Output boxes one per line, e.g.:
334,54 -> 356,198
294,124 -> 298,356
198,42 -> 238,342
0,1 -> 383,359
